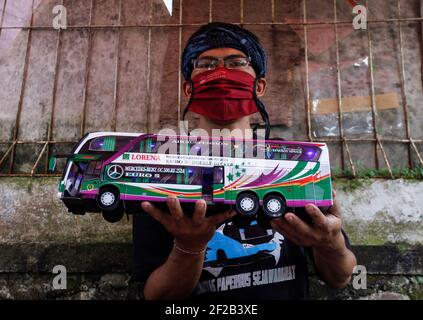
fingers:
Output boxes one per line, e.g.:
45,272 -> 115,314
192,200 -> 207,225
141,201 -> 169,225
208,209 -> 237,226
283,212 -> 313,236
304,204 -> 328,229
166,196 -> 184,221
270,218 -> 304,245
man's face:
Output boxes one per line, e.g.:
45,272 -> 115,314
190,48 -> 257,79
183,47 -> 266,99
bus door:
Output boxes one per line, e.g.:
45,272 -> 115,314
202,167 -> 214,201
65,161 -> 88,197
202,166 -> 224,202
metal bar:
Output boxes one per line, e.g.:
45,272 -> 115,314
410,138 -> 423,166
31,142 -> 48,176
365,0 -> 393,178
146,0 -> 153,133
271,0 -> 275,24
240,0 -> 244,26
80,0 -> 94,137
177,0 -> 183,124
303,0 -> 312,142
209,0 -> 213,23
396,0 -> 415,168
111,0 -> 123,132
0,173 -> 62,177
0,141 -> 16,169
44,0 -> 64,173
9,0 -> 35,174
333,0 -> 346,173
3,17 -> 423,30
0,0 -> 7,40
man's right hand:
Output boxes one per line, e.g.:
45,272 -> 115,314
141,196 -> 237,253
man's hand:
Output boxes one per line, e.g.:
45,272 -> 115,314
270,191 -> 357,289
142,196 -> 237,252
270,192 -> 345,252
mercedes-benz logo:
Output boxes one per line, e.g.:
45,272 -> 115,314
107,164 -> 124,180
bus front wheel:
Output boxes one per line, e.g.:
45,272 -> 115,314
98,186 -> 120,211
262,194 -> 286,219
236,193 -> 259,217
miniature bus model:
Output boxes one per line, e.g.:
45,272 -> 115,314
49,132 -> 334,223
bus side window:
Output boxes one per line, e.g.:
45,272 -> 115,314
213,167 -> 224,184
186,167 -> 202,185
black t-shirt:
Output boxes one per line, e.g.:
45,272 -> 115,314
131,208 -> 346,300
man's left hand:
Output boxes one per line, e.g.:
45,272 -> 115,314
270,192 -> 346,254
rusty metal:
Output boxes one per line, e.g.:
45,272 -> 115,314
8,0 -> 34,174
80,0 -> 94,137
177,0 -> 183,123
3,17 -> 423,30
365,0 -> 394,178
146,0 -> 153,133
41,0 -> 65,175
209,0 -> 213,23
333,0 -> 351,175
396,0 -> 420,167
0,0 -> 7,39
111,0 -> 123,132
0,1 -> 422,178
302,0 -> 312,142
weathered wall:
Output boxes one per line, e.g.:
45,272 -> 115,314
0,177 -> 421,300
0,0 -> 422,300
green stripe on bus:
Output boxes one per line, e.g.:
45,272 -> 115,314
276,161 -> 308,182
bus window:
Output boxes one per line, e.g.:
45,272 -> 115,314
89,136 -> 132,152
265,144 -> 275,159
213,167 -> 224,184
150,173 -> 178,184
187,167 -> 202,185
85,161 -> 101,179
146,137 -> 178,154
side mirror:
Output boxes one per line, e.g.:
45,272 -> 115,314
48,156 -> 57,173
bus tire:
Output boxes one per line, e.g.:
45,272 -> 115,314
262,194 -> 286,219
236,192 -> 259,217
98,186 -> 120,211
102,206 -> 124,223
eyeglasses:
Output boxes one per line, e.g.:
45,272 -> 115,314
192,55 -> 251,70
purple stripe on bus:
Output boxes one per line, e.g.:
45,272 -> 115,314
80,190 -> 98,195
286,200 -> 333,207
122,194 -> 200,203
103,133 -> 151,166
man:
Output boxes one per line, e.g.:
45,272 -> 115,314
131,22 -> 357,300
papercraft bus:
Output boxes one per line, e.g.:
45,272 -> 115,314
50,132 -> 333,223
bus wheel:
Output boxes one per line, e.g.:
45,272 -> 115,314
262,194 -> 286,219
102,206 -> 124,223
236,193 -> 259,217
98,187 -> 120,211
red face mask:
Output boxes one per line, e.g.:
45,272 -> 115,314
187,67 -> 259,122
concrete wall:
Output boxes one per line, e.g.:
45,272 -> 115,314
0,177 -> 421,299
0,0 -> 422,300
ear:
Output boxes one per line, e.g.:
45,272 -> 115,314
183,81 -> 192,99
255,78 -> 267,97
